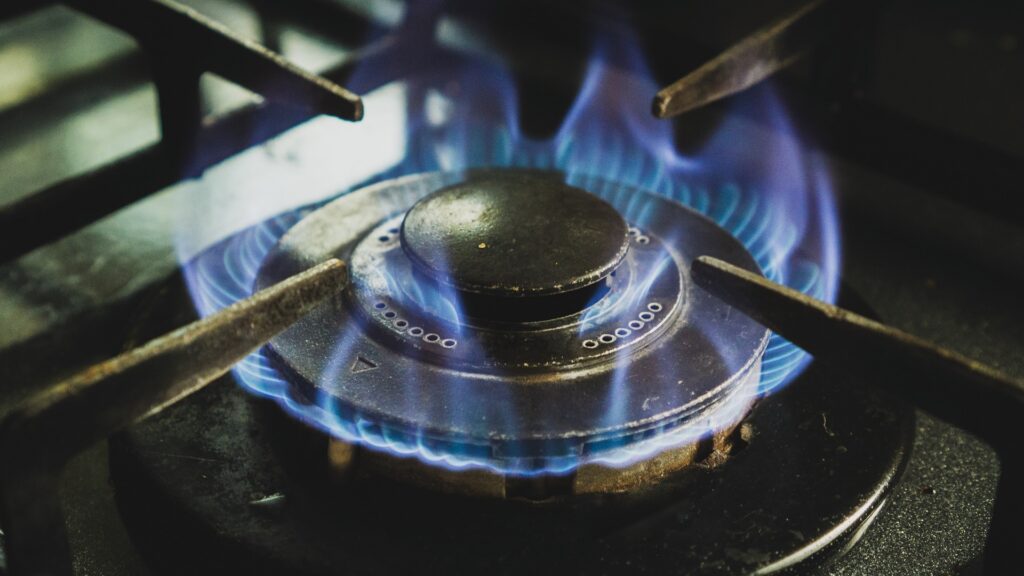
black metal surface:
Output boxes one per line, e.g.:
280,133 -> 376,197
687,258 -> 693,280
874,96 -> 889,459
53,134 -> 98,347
401,171 -> 629,297
642,0 -> 1024,225
254,170 -> 768,463
692,256 -> 1024,449
690,255 -> 1024,574
0,258 -> 347,576
108,342 -> 914,575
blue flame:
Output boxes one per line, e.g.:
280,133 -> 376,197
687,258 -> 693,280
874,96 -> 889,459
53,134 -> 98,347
178,17 -> 839,475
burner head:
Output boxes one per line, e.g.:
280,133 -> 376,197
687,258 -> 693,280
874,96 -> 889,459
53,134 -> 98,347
254,169 -> 769,484
401,171 -> 629,297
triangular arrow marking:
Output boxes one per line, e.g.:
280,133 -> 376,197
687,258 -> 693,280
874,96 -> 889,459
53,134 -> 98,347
350,355 -> 379,373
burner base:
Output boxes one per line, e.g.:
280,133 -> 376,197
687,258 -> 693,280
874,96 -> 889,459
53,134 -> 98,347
110,356 -> 913,575
326,419 -> 748,499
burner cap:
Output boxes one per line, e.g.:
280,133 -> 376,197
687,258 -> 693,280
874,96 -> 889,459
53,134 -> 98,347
401,171 -> 629,297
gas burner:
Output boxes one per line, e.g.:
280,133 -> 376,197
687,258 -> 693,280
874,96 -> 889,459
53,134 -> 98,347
253,169 -> 768,487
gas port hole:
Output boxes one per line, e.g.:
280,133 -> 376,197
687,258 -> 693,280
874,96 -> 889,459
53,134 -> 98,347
647,302 -> 663,312
384,311 -> 397,318
639,312 -> 655,321
424,333 -> 440,343
409,327 -> 424,336
374,302 -> 387,309
599,334 -> 616,344
442,339 -> 457,348
615,328 -> 631,337
583,340 -> 598,349
395,319 -> 408,328
629,320 -> 644,330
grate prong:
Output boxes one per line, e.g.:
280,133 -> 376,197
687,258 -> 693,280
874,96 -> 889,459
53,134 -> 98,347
652,0 -> 830,119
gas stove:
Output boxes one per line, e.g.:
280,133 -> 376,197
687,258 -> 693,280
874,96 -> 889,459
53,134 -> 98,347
1,1 -> 1022,575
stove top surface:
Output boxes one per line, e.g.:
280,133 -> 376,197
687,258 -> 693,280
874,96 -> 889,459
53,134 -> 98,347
1,1 -> 1021,575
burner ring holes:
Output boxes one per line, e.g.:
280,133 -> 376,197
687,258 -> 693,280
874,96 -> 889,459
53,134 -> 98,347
582,339 -> 599,349
639,311 -> 655,322
647,302 -> 663,313
378,235 -> 391,243
441,338 -> 457,349
374,302 -> 388,310
424,333 -> 441,343
615,328 -> 631,338
636,235 -> 650,245
384,311 -> 397,318
629,320 -> 644,330
599,334 -> 616,344
408,327 -> 424,337
627,227 -> 640,236
394,319 -> 408,330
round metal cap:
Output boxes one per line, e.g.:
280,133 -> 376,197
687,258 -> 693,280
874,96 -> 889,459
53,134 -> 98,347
400,171 -> 629,297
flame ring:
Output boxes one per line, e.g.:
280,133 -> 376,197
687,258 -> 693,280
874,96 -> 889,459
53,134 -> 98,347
184,167 -> 829,475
